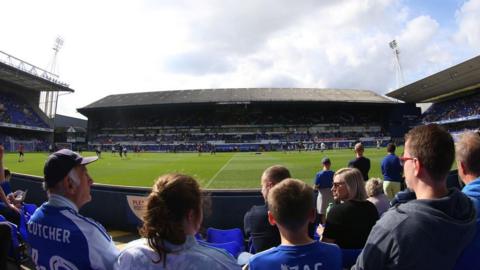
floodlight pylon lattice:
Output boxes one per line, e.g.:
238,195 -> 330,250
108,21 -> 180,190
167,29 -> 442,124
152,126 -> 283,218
389,39 -> 405,89
40,36 -> 64,118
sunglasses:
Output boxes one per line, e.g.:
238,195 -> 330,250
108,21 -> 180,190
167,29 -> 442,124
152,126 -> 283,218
332,181 -> 346,188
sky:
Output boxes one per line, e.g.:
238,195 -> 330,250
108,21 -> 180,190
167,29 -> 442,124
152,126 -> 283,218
1,0 -> 480,119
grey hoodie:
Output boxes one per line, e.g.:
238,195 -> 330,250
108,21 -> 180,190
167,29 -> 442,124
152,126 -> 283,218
353,188 -> 476,270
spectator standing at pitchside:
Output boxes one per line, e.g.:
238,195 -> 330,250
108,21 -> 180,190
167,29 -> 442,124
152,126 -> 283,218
381,143 -> 403,200
313,157 -> 334,225
348,143 -> 370,181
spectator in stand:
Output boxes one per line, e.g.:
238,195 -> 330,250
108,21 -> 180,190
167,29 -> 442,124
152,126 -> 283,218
115,173 -> 239,270
321,168 -> 378,249
0,145 -> 20,226
365,178 -> 390,216
454,131 -> 480,269
28,149 -> 119,269
246,179 -> 341,270
381,143 -> 403,200
244,165 -> 291,253
313,157 -> 334,225
348,143 -> 370,181
353,124 -> 476,270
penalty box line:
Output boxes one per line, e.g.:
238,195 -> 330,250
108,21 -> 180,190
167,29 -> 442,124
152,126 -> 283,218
205,154 -> 236,188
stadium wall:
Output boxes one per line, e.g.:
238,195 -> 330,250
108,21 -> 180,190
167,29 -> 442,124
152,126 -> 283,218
11,174 -> 265,232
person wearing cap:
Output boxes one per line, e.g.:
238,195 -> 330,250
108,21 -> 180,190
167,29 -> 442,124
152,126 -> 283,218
348,143 -> 370,181
313,157 -> 334,225
27,149 -> 119,270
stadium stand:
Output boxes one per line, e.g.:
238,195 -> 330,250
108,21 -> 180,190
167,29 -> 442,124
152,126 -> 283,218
0,52 -> 74,153
78,88 -> 419,152
388,54 -> 480,137
422,92 -> 480,123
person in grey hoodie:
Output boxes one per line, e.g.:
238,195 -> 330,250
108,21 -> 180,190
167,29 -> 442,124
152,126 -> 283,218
353,124 -> 477,270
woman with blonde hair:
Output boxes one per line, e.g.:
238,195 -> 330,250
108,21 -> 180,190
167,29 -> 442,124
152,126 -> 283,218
115,173 -> 240,270
321,168 -> 378,249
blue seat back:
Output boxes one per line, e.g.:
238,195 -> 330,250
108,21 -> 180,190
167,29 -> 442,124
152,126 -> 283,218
206,227 -> 244,251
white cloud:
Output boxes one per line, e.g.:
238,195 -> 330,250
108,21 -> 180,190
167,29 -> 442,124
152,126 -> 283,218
0,0 -> 478,118
455,0 -> 480,50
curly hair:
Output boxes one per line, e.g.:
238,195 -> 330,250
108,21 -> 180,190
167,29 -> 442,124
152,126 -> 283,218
365,178 -> 384,197
139,173 -> 202,266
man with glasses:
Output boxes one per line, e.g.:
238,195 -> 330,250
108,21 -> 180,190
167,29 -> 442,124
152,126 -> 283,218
353,124 -> 476,270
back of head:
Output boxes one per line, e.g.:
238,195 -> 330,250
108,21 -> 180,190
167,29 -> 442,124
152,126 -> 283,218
405,124 -> 454,181
456,131 -> 480,177
365,178 -> 384,197
355,143 -> 364,154
4,168 -> 11,179
386,143 -> 396,153
267,178 -> 314,232
335,168 -> 367,201
140,173 -> 201,264
262,165 -> 291,184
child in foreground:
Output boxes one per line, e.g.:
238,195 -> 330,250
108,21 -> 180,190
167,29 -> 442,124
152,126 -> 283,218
245,178 -> 341,270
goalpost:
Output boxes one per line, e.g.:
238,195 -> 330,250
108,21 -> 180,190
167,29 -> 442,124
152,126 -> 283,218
55,142 -> 73,150
9,140 -> 36,152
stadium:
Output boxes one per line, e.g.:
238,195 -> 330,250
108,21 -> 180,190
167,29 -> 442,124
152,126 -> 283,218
1,48 -> 480,268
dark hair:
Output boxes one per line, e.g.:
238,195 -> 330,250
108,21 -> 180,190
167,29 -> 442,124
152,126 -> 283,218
262,165 -> 291,184
456,131 -> 480,176
140,173 -> 202,265
404,124 -> 454,181
4,169 -> 11,178
267,178 -> 314,232
386,143 -> 396,153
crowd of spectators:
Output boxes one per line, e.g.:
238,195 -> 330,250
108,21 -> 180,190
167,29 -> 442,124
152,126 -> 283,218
0,94 -> 48,128
91,130 -> 387,146
422,92 -> 480,123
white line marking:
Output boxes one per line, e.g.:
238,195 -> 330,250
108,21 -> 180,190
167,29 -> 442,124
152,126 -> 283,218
205,154 -> 236,188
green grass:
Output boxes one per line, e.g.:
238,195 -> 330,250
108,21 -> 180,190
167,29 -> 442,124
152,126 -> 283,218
4,148 -> 400,189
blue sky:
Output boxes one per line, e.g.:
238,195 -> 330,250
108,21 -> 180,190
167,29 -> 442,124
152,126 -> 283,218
0,0 -> 479,118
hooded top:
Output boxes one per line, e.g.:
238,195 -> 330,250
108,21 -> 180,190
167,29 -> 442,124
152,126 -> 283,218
353,188 -> 477,270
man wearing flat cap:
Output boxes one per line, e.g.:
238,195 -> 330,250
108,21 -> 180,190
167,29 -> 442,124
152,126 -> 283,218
28,149 -> 118,270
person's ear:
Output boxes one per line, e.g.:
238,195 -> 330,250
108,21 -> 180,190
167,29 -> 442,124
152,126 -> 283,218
459,161 -> 468,176
267,211 -> 276,226
413,158 -> 421,176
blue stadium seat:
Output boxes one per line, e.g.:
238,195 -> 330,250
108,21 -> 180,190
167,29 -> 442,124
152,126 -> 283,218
199,240 -> 243,258
341,248 -> 362,269
206,227 -> 245,252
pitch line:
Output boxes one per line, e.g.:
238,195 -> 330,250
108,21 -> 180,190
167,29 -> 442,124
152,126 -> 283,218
205,154 -> 236,188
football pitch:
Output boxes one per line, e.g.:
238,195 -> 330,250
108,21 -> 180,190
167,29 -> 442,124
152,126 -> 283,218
4,148 -> 399,189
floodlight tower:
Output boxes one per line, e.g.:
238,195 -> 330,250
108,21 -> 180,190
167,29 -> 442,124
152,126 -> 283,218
389,39 -> 405,89
41,36 -> 64,118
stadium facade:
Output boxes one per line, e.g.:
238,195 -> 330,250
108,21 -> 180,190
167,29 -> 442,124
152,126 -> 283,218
78,88 -> 420,152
